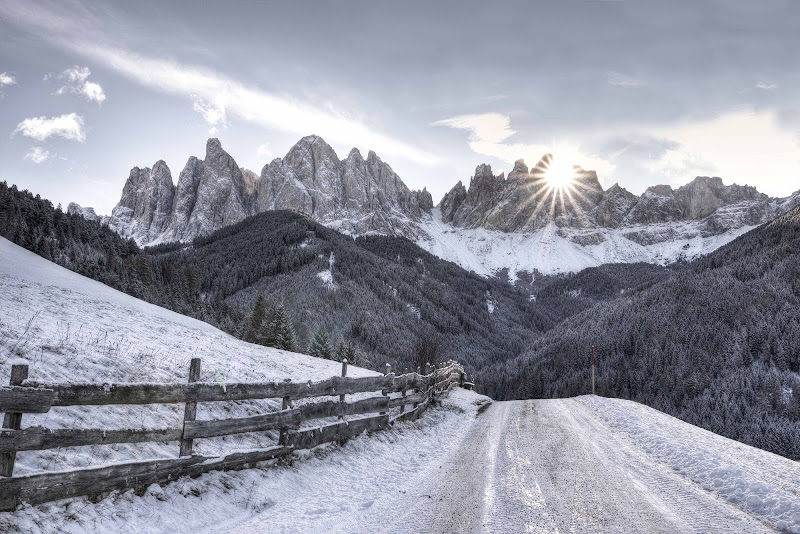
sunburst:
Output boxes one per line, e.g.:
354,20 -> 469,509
511,151 -> 594,226
544,154 -> 577,192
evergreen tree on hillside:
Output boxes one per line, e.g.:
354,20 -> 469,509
242,294 -> 267,343
271,301 -> 296,351
334,339 -> 359,365
308,328 -> 333,359
260,299 -> 295,351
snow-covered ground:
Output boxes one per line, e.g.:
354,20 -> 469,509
416,208 -> 756,278
390,398 -> 800,533
0,236 -> 491,533
3,236 -> 800,533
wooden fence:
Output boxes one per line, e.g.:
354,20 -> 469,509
0,359 -> 469,512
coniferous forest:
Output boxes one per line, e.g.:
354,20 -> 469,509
1,180 -> 798,460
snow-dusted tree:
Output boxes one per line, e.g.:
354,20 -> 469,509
261,299 -> 295,351
242,294 -> 267,344
334,339 -> 359,365
308,328 -> 333,359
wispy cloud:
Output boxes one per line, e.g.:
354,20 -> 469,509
13,113 -> 86,142
0,71 -> 16,97
0,2 -> 440,166
257,143 -> 273,159
48,65 -> 106,103
756,81 -> 778,90
24,146 -> 50,163
433,113 -> 615,176
191,94 -> 226,134
606,71 -> 646,87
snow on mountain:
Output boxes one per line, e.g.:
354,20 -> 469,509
417,207 -> 759,278
73,137 -> 800,278
428,160 -> 800,276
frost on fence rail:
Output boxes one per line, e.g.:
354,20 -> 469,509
0,359 -> 468,511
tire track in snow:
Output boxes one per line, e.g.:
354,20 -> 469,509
426,398 -> 778,533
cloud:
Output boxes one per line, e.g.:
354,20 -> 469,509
756,81 -> 778,90
0,71 -> 15,97
257,143 -> 273,158
24,146 -> 50,163
641,109 -> 800,194
84,45 -> 440,164
0,2 -> 439,166
433,113 -> 615,177
13,113 -> 86,142
26,147 -> 52,163
49,65 -> 106,103
606,71 -> 646,87
191,94 -> 227,134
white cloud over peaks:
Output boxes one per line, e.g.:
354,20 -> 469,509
642,109 -> 800,196
434,113 -> 616,177
13,113 -> 86,142
69,44 -> 440,165
24,146 -> 50,163
191,94 -> 227,134
0,2 -> 439,165
257,143 -> 273,158
0,72 -> 15,85
52,65 -> 106,103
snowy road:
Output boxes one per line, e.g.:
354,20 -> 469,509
420,399 -> 781,533
222,397 -> 800,533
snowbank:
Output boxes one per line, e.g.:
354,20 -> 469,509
582,396 -> 800,533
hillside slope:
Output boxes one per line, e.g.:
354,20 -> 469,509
0,236 -> 491,533
149,210 -> 553,375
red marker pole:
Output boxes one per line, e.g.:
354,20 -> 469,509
591,345 -> 595,395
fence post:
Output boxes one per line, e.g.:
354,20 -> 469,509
339,359 -> 348,420
380,363 -> 391,416
1,363 -> 29,477
179,358 -> 201,457
279,394 -> 291,446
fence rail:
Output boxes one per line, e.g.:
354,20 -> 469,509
0,359 -> 467,511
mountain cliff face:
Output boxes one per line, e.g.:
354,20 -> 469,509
102,136 -> 433,245
440,155 -> 605,232
439,158 -> 777,235
423,158 -> 798,274
78,136 -> 799,277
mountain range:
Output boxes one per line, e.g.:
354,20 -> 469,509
70,136 -> 800,277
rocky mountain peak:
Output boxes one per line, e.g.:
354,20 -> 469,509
508,159 -> 530,181
101,135 -> 432,245
646,184 -> 674,197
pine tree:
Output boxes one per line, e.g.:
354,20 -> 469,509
334,339 -> 358,365
242,294 -> 267,343
308,328 -> 333,359
261,300 -> 295,351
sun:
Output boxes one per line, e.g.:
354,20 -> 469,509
544,154 -> 577,191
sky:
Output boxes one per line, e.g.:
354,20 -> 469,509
1,0 -> 800,215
